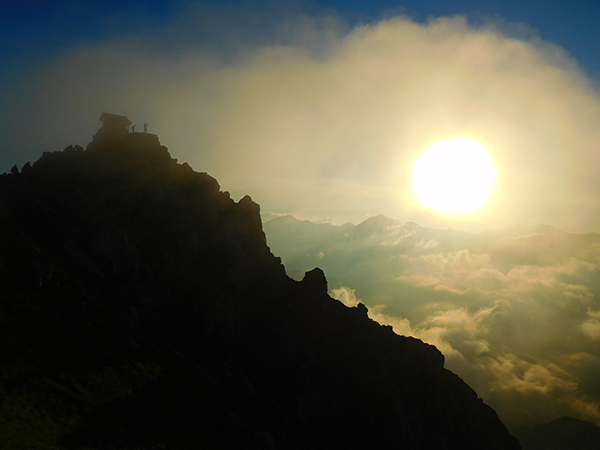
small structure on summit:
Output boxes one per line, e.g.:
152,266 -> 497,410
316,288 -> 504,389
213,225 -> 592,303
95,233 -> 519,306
88,112 -> 160,150
92,112 -> 133,142
99,113 -> 132,133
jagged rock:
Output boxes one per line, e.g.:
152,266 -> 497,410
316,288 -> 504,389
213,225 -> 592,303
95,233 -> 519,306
0,121 -> 521,450
300,267 -> 328,295
355,302 -> 368,316
236,194 -> 267,244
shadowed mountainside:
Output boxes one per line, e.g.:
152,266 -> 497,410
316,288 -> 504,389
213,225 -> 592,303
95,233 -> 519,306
263,214 -> 600,434
515,417 -> 600,450
0,122 -> 521,449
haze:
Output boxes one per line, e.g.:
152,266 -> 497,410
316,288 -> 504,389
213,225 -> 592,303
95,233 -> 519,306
3,0 -> 600,433
2,1 -> 600,233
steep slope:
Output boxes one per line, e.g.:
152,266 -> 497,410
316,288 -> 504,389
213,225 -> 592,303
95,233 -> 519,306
515,417 -> 600,450
0,125 -> 520,449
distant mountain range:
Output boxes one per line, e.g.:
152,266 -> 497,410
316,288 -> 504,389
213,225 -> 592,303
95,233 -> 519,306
0,121 -> 520,449
263,214 -> 600,441
264,214 -> 600,279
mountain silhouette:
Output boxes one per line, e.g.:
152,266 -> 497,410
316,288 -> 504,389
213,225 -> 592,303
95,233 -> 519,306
0,116 -> 521,449
515,417 -> 600,450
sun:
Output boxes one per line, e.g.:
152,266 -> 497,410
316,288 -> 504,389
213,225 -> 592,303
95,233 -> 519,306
412,138 -> 497,214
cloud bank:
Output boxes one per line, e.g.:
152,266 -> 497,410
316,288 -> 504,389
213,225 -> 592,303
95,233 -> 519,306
265,216 -> 600,429
2,2 -> 600,232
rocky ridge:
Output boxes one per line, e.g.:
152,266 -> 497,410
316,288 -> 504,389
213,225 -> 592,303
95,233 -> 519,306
0,121 -> 521,449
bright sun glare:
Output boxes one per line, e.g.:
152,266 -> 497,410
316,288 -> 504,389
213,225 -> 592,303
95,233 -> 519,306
412,138 -> 497,214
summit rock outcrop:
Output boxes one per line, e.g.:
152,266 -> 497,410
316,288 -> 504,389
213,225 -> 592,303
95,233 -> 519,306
0,120 -> 521,449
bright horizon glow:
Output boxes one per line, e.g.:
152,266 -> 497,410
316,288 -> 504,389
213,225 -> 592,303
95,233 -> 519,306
412,138 -> 497,214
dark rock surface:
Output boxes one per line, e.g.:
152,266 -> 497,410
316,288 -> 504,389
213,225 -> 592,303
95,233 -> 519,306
0,126 -> 521,449
515,417 -> 600,450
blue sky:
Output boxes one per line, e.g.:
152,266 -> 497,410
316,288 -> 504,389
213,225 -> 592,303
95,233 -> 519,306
3,1 -> 599,78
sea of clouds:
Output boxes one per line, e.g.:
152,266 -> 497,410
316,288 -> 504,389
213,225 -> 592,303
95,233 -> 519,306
265,215 -> 600,429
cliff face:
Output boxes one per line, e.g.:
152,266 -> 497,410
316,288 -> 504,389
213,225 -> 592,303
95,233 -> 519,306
0,129 -> 521,449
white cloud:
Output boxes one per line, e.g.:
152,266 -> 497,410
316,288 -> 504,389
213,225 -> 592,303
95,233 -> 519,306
4,6 -> 600,232
331,285 -> 360,307
580,310 -> 600,340
269,216 -> 600,427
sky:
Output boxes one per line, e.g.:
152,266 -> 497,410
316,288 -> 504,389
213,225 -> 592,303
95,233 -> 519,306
3,0 -> 600,432
2,0 -> 600,234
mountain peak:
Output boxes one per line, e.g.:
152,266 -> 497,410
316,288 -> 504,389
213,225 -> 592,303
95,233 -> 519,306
0,119 -> 521,450
355,214 -> 400,231
362,213 -> 398,225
